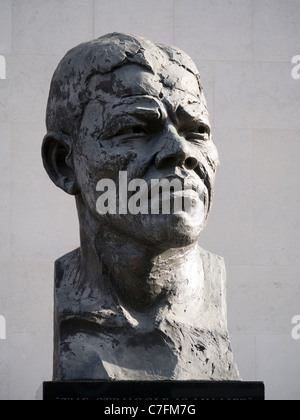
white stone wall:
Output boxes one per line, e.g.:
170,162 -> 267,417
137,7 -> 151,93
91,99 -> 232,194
0,0 -> 299,400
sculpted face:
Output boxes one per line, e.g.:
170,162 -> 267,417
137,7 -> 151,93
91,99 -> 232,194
43,34 -> 220,251
72,63 -> 219,249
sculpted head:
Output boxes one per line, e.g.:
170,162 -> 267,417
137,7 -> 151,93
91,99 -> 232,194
42,33 -> 220,251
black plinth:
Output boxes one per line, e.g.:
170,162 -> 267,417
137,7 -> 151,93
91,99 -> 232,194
43,381 -> 265,401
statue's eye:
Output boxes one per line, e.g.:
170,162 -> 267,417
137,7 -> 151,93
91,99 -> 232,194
186,124 -> 210,141
198,125 -> 209,135
116,125 -> 149,137
132,126 -> 148,134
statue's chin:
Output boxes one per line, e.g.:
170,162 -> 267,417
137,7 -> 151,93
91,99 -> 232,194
157,212 -> 205,248
109,211 -> 205,250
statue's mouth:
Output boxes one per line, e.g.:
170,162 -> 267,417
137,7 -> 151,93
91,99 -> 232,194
146,176 -> 203,199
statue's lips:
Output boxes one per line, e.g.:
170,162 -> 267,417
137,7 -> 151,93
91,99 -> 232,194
151,190 -> 203,209
139,176 -> 207,214
146,177 -> 206,201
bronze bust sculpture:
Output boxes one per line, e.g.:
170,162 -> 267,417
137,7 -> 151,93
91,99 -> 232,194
42,33 -> 239,381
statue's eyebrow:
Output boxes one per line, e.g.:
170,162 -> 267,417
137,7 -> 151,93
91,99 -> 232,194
105,106 -> 162,128
172,103 -> 211,127
103,98 -> 166,138
109,96 -> 165,122
128,106 -> 162,120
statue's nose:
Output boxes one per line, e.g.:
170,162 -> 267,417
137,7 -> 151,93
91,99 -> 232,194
155,126 -> 198,171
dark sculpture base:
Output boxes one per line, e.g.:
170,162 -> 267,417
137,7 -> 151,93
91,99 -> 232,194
43,381 -> 265,401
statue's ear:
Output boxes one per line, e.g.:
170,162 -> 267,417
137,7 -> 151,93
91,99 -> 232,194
42,132 -> 80,195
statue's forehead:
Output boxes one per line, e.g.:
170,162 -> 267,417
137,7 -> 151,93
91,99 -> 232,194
81,63 -> 209,134
89,63 -> 202,102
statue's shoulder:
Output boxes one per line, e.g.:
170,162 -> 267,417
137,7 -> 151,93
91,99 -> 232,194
198,246 -> 227,300
55,248 -> 81,289
55,248 -> 81,266
198,247 -> 228,329
199,247 -> 226,272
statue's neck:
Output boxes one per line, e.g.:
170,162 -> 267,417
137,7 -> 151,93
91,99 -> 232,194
76,203 -> 204,316
95,229 -> 204,313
